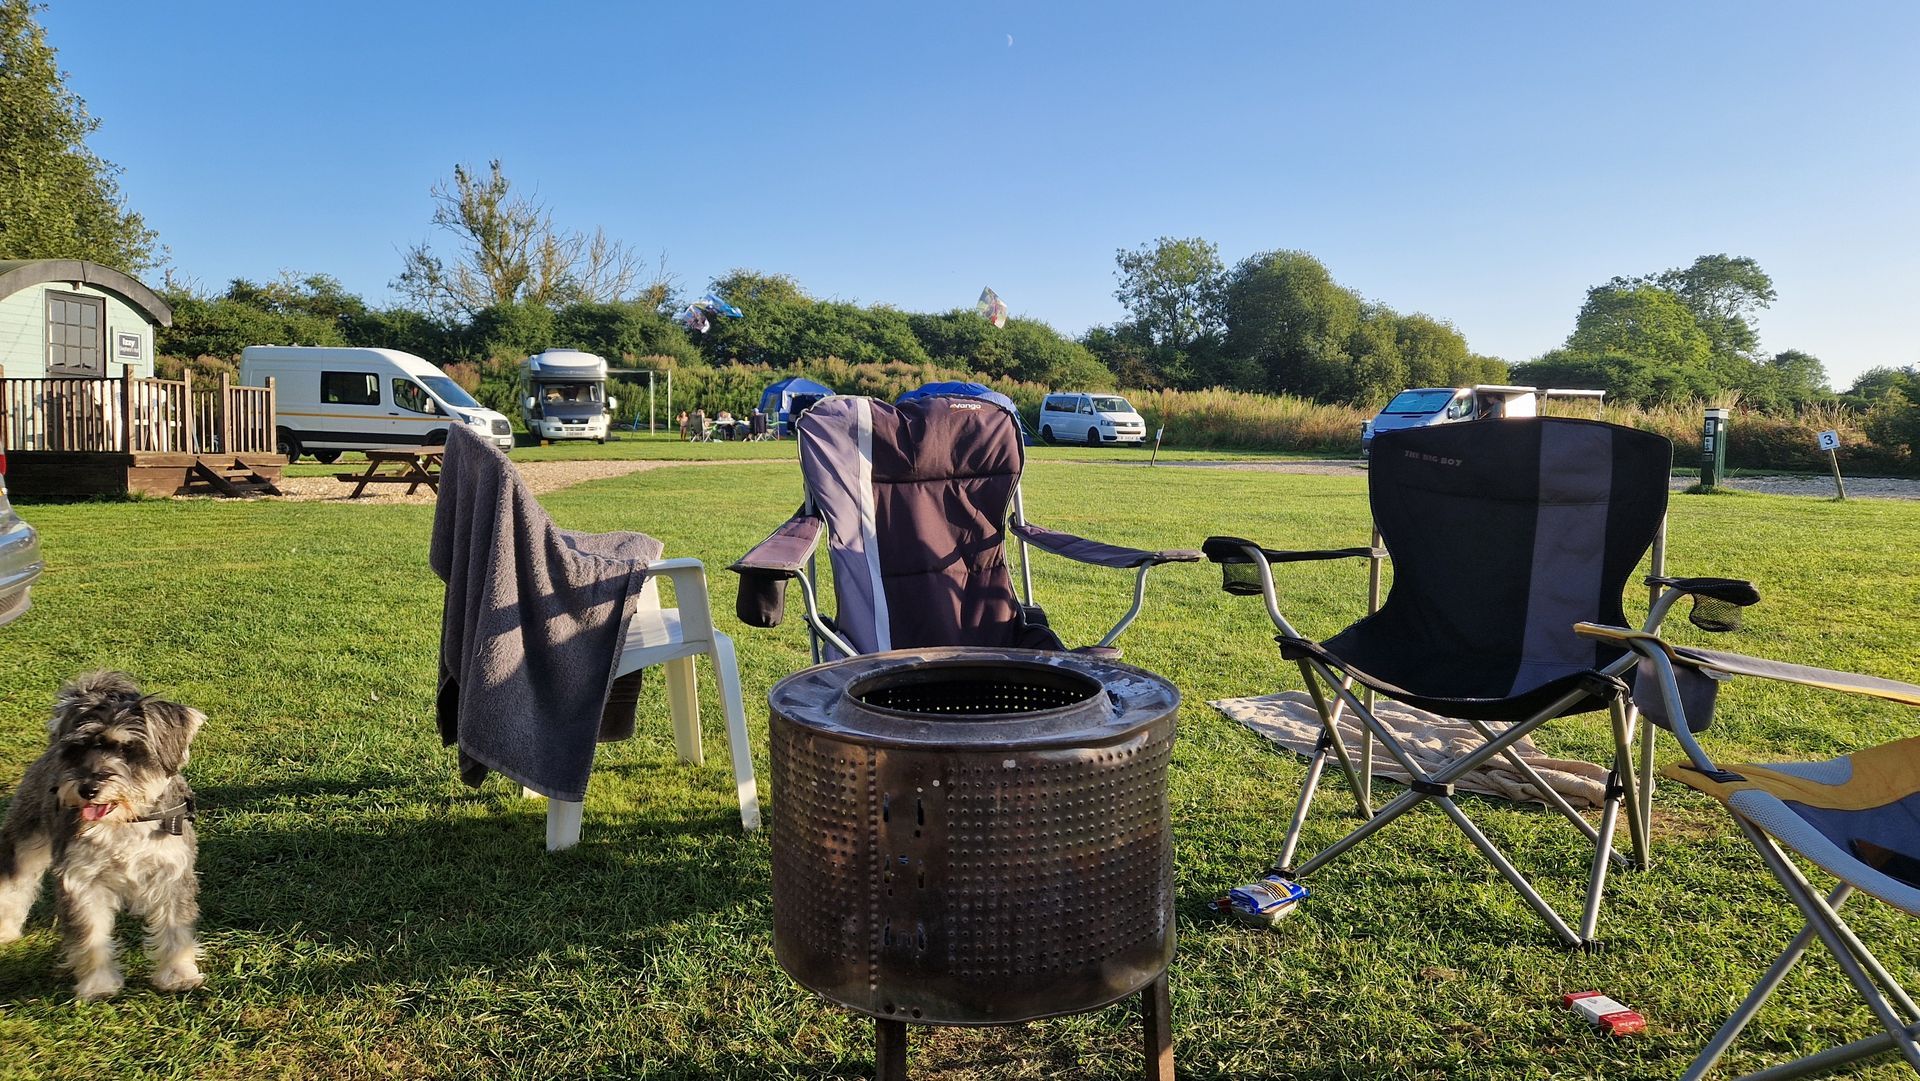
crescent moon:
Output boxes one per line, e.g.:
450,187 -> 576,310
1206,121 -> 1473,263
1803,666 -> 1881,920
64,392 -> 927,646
1006,34 -> 1014,46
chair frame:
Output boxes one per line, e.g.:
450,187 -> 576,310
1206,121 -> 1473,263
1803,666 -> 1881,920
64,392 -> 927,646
733,395 -> 1198,663
1212,513 -> 1756,949
524,556 -> 761,849
1577,623 -> 1920,1080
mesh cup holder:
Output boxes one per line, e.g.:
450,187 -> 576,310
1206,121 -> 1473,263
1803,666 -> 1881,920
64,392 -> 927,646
851,665 -> 1103,716
1689,595 -> 1745,633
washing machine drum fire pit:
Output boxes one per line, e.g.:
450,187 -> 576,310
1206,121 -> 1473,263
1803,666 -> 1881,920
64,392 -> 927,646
768,647 -> 1179,1078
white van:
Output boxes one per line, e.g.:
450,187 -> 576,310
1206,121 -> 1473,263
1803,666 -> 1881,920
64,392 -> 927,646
1038,392 -> 1147,445
239,346 -> 516,462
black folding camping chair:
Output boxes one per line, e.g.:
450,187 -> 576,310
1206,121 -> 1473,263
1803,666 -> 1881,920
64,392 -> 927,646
1204,417 -> 1759,947
730,394 -> 1200,660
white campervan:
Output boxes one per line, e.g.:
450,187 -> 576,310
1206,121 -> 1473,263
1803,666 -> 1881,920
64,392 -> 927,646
239,346 -> 515,463
521,349 -> 617,444
1038,392 -> 1147,445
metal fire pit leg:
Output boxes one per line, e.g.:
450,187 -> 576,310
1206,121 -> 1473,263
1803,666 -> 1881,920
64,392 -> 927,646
875,1018 -> 909,1080
1142,974 -> 1174,1080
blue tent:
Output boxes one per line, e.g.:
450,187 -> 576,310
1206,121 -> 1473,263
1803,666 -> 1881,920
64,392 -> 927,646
896,381 -> 1030,442
759,376 -> 836,437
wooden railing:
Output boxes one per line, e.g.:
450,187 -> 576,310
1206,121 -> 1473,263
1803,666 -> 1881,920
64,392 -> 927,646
0,365 -> 276,455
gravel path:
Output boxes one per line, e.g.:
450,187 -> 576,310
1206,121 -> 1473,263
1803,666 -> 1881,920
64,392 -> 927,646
1152,458 -> 1920,499
258,455 -> 1920,503
268,458 -> 788,504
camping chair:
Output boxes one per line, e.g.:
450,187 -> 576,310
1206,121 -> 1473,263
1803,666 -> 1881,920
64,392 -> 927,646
730,394 -> 1199,661
747,411 -> 771,441
1203,418 -> 1759,947
687,410 -> 712,442
1576,623 -> 1920,1079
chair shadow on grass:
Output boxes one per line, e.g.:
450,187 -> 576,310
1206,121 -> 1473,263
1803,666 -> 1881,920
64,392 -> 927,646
0,763 -> 766,1006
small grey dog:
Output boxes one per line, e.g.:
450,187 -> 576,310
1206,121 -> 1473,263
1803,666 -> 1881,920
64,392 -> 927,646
0,671 -> 204,999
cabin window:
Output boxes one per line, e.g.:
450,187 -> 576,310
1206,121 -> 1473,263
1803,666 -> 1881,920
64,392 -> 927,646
392,379 -> 435,414
1447,396 -> 1474,420
321,371 -> 379,405
46,291 -> 106,376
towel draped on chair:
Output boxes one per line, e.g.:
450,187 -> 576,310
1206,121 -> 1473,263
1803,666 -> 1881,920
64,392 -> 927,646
430,424 -> 662,802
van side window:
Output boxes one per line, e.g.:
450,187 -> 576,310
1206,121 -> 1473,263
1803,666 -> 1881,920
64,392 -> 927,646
1448,396 -> 1474,419
1043,396 -> 1066,412
1079,398 -> 1093,415
321,371 -> 379,406
392,379 -> 434,414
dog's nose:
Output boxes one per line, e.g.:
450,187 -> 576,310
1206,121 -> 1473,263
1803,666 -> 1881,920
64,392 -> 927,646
77,781 -> 100,800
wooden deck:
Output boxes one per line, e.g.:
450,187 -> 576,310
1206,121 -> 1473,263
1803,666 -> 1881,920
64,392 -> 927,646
0,368 -> 281,498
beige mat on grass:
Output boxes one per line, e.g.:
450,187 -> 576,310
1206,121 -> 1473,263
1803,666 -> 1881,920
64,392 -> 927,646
1210,690 -> 1609,810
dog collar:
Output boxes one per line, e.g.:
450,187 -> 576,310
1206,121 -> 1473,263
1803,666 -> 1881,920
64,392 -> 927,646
134,795 -> 196,836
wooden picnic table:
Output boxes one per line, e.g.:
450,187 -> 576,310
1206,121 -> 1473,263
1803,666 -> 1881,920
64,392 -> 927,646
335,446 -> 444,498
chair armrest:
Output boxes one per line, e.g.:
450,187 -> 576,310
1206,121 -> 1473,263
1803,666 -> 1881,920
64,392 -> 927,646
1203,535 -> 1385,565
728,513 -> 824,580
643,557 -> 715,641
1012,521 -> 1201,569
1574,623 -> 1920,707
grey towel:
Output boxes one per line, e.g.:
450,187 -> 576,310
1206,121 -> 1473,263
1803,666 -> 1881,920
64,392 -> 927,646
430,424 -> 663,802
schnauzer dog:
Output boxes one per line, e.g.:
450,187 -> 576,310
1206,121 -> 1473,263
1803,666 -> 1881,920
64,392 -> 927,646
0,671 -> 204,1000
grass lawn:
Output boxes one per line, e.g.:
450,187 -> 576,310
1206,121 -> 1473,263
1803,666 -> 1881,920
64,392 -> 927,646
1,461 -> 1916,1079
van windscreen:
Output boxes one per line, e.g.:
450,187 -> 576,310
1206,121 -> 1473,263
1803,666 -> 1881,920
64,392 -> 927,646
421,376 -> 481,409
1382,389 -> 1455,414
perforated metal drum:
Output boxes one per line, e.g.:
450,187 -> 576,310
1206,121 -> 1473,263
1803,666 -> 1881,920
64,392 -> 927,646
767,647 -> 1179,1029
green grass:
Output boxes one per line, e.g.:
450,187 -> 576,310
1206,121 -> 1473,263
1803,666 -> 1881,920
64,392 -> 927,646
1,465 -> 1917,1079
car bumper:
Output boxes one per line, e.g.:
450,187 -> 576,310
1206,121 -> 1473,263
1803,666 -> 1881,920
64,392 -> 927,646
0,513 -> 43,629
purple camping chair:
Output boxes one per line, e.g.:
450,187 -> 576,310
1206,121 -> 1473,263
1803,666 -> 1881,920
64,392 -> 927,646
730,394 -> 1200,662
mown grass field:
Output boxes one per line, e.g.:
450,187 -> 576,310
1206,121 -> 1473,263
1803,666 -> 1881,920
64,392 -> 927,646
0,454 -> 1916,1079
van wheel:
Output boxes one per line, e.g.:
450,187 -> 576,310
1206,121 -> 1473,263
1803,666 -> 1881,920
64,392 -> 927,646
276,428 -> 301,464
1086,429 -> 1101,446
1040,425 -> 1055,445
313,450 -> 341,465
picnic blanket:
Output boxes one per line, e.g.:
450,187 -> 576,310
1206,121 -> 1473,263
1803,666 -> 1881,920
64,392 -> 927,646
1210,690 -> 1609,809
431,424 -> 663,803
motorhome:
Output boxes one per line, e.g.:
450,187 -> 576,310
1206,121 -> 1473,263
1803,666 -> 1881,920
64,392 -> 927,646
1361,385 -> 1606,456
239,346 -> 515,462
521,350 -> 617,444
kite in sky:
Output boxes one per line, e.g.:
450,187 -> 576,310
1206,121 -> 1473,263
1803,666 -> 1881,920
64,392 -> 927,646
976,286 -> 1008,328
677,290 -> 743,333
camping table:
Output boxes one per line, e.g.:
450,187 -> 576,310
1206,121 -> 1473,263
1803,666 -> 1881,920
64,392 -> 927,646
336,447 -> 444,498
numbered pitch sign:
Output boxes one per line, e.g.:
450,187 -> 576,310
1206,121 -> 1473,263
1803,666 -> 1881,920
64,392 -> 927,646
1817,429 -> 1841,452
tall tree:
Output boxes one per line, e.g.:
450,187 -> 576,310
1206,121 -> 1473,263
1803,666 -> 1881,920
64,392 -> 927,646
0,0 -> 158,270
1222,249 -> 1362,401
395,161 -> 647,319
1113,237 -> 1225,350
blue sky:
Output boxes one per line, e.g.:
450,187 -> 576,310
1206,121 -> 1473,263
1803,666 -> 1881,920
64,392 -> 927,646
41,1 -> 1920,384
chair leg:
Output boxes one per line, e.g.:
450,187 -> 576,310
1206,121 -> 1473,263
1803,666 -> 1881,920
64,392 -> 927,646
546,799 -> 584,852
708,632 -> 762,831
664,655 -> 703,765
1682,884 -> 1852,1081
1436,797 -> 1583,948
1744,821 -> 1920,1075
1274,743 -> 1330,873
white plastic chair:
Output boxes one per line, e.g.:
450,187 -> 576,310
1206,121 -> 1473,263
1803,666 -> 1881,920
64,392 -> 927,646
524,556 -> 761,849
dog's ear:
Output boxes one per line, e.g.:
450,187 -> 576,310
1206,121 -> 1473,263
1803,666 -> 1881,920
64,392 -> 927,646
50,670 -> 143,738
140,699 -> 204,772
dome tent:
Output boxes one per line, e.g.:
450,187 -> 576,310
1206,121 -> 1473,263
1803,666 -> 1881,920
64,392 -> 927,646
758,376 -> 836,437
